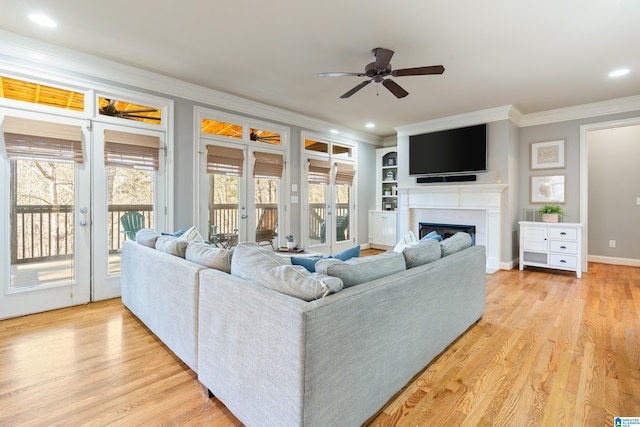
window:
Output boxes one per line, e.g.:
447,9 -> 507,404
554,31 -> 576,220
98,97 -> 161,125
0,76 -> 85,112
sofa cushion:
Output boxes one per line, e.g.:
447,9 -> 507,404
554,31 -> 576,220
155,236 -> 188,258
185,242 -> 232,273
290,245 -> 361,273
315,251 -> 406,287
392,230 -> 419,253
135,228 -> 161,248
231,243 -> 342,300
440,232 -> 473,257
403,238 -> 442,269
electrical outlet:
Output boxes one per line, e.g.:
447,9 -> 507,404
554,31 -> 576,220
609,240 -> 616,248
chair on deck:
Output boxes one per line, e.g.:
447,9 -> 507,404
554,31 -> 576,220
121,211 -> 145,241
256,207 -> 278,248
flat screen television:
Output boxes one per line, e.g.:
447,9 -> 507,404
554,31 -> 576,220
409,123 -> 487,176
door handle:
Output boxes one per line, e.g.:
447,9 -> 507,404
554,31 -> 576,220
241,214 -> 247,219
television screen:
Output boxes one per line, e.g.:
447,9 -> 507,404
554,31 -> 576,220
409,124 -> 487,176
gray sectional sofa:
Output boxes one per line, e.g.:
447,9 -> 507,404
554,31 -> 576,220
121,230 -> 486,427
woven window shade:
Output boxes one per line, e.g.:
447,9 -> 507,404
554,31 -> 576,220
308,159 -> 331,185
104,130 -> 160,171
253,151 -> 283,178
3,116 -> 83,163
206,145 -> 244,176
334,163 -> 355,186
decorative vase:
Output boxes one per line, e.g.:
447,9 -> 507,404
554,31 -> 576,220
541,213 -> 559,223
287,241 -> 296,250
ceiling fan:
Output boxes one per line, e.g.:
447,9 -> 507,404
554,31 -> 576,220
319,47 -> 444,99
100,99 -> 160,121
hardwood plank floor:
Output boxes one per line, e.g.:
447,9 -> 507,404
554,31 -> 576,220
1,262 -> 639,426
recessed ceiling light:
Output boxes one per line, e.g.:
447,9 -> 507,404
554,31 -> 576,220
329,129 -> 339,134
365,123 -> 375,129
29,13 -> 57,28
608,68 -> 630,78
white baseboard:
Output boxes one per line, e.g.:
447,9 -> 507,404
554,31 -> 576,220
588,255 -> 640,267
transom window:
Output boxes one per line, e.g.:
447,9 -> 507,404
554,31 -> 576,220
0,76 -> 85,112
97,96 -> 161,125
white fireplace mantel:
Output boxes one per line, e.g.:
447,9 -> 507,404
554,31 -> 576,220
397,184 -> 508,273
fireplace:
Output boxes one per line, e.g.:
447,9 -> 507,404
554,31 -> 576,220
419,222 -> 476,246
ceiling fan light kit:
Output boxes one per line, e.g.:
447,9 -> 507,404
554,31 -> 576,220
319,47 -> 445,99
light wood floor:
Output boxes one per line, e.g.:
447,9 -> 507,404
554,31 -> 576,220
1,262 -> 639,426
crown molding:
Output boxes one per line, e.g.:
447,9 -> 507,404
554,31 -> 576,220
395,105 -> 521,136
0,30 -> 382,146
518,94 -> 640,127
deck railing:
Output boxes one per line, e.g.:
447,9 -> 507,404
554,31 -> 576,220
13,202 -> 350,264
12,204 -> 152,264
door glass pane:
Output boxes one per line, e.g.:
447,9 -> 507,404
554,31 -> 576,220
308,183 -> 327,246
335,184 -> 350,242
107,167 -> 153,275
255,178 -> 279,247
10,159 -> 75,289
209,174 -> 239,248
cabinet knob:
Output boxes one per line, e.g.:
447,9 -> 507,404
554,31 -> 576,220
560,259 -> 567,263
560,246 -> 567,249
560,232 -> 567,235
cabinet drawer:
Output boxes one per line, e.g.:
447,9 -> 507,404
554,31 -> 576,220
550,227 -> 577,240
549,240 -> 577,254
549,254 -> 577,269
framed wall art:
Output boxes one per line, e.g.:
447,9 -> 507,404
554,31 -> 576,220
530,139 -> 565,170
530,175 -> 565,203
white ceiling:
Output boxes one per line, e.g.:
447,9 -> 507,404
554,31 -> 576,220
0,0 -> 639,137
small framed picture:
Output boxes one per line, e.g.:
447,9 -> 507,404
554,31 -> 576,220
530,175 -> 565,203
530,139 -> 565,170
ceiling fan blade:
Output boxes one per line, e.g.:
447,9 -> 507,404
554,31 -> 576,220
120,114 -> 161,120
392,65 -> 445,77
120,109 -> 159,114
340,80 -> 372,99
374,47 -> 394,70
318,72 -> 365,77
382,79 -> 409,98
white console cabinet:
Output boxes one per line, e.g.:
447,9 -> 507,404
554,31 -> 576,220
519,221 -> 582,278
369,211 -> 397,249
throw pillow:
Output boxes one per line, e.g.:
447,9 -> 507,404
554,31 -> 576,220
392,230 -> 419,253
403,238 -> 441,269
185,242 -> 232,273
440,232 -> 473,257
162,229 -> 186,237
420,230 -> 443,242
316,251 -> 406,288
135,229 -> 161,248
231,243 -> 342,300
178,225 -> 204,243
291,256 -> 323,272
290,245 -> 361,272
155,236 -> 188,258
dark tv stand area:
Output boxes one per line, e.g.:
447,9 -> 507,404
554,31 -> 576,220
416,174 -> 477,184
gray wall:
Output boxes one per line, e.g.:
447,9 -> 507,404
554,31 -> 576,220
587,124 -> 640,259
519,109 -> 640,264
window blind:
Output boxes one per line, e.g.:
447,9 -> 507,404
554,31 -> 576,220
206,145 -> 244,176
2,116 -> 84,164
308,159 -> 331,185
253,151 -> 283,178
334,162 -> 355,186
104,130 -> 160,171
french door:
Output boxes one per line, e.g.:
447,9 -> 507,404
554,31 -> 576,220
0,110 -> 91,319
200,141 -> 284,247
91,122 -> 166,300
304,156 -> 355,254
0,113 -> 166,319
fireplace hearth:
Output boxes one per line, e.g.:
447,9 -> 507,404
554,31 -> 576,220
419,222 -> 476,246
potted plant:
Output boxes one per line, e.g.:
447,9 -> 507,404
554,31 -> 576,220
538,204 -> 563,223
286,234 -> 296,250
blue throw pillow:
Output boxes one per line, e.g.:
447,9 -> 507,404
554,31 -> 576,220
420,231 -> 443,242
332,245 -> 361,261
291,256 -> 323,272
162,228 -> 186,237
291,245 -> 360,272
